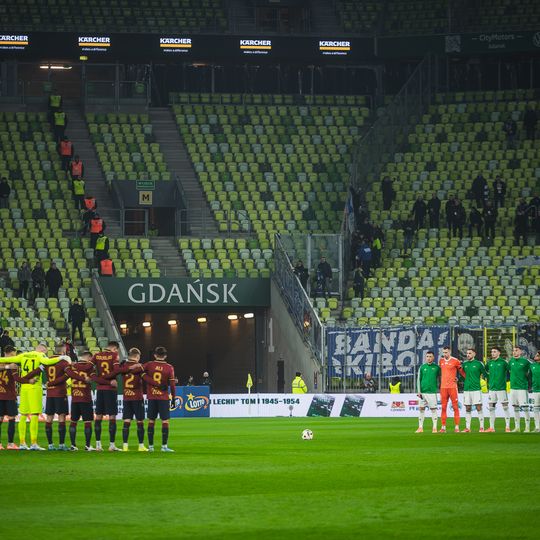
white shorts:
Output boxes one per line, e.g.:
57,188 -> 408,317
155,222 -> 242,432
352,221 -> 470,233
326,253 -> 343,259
419,393 -> 437,409
488,390 -> 508,404
510,389 -> 528,407
532,392 -> 540,409
463,391 -> 482,406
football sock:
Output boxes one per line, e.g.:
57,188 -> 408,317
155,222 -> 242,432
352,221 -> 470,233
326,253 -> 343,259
478,411 -> 484,429
18,417 -> 27,444
109,419 -> 117,443
84,422 -> 92,447
418,409 -> 425,428
122,422 -> 130,444
137,421 -> 144,444
162,423 -> 169,446
514,408 -> 521,429
45,421 -> 53,444
30,415 -> 39,444
8,419 -> 15,444
465,411 -> 471,430
431,410 -> 438,429
147,422 -> 155,446
69,422 -> 77,446
524,409 -> 530,429
59,421 -> 66,445
95,419 -> 102,442
489,407 -> 496,429
503,406 -> 510,428
534,410 -> 540,430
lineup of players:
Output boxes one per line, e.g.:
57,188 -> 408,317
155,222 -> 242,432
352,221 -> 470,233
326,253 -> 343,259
416,345 -> 540,433
0,341 -> 176,452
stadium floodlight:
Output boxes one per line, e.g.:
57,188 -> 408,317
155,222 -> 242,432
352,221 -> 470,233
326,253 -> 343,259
167,319 -> 177,326
119,323 -> 127,330
227,314 -> 238,320
197,317 -> 207,323
244,313 -> 254,319
142,321 -> 151,328
39,64 -> 72,70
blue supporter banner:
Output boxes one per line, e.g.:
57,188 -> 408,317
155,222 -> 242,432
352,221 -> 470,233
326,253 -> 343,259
326,326 -> 450,378
170,386 -> 210,418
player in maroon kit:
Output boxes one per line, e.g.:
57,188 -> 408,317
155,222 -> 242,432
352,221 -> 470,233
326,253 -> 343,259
65,351 -> 96,451
143,346 -> 176,452
91,341 -> 121,451
44,343 -> 72,451
0,346 -> 41,450
117,347 -> 148,452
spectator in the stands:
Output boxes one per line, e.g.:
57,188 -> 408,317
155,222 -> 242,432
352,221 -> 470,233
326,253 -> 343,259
503,116 -> 517,148
523,106 -> 537,140
493,176 -> 506,209
514,198 -> 529,245
531,194 -> 540,243
427,192 -> 441,228
450,198 -> 465,238
17,262 -> 31,299
46,262 -> 63,298
371,233 -> 382,269
403,218 -> 415,255
293,260 -> 309,290
362,373 -> 377,393
70,155 -> 84,180
353,265 -> 365,299
483,201 -> 497,240
412,195 -> 427,230
68,298 -> 86,344
445,194 -> 457,230
58,136 -> 73,171
0,330 -> 15,355
31,262 -> 46,299
0,177 -> 10,209
381,176 -> 395,211
356,239 -> 372,278
471,174 -> 488,208
316,257 -> 332,297
201,372 -> 212,391
468,206 -> 483,238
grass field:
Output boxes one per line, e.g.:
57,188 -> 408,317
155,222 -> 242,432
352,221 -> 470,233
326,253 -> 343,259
1,418 -> 539,539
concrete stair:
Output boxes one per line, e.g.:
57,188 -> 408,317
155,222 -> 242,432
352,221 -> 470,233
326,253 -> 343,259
149,107 -> 218,237
150,236 -> 187,278
63,103 -> 122,237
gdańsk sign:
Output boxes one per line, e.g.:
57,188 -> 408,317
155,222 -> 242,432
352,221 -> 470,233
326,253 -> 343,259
99,278 -> 270,307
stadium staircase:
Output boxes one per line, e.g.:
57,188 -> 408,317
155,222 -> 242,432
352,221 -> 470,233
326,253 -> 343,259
150,237 -> 187,278
64,104 -> 121,237
149,107 -> 218,237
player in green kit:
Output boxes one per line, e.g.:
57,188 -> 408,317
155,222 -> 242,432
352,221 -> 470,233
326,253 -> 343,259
415,351 -> 441,433
508,345 -> 531,433
530,351 -> 540,432
485,347 -> 511,432
461,348 -> 487,432
0,343 -> 67,450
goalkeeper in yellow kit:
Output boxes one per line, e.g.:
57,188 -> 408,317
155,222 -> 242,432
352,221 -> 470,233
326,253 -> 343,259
0,343 -> 68,450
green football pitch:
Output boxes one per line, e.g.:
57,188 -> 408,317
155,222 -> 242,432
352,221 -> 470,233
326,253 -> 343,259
1,418 -> 539,539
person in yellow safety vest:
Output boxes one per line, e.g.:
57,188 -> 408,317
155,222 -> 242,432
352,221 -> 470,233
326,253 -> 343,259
70,155 -> 84,179
389,377 -> 401,393
73,179 -> 85,209
53,110 -> 67,141
94,233 -> 110,265
49,93 -> 62,111
292,372 -> 307,393
480,375 -> 488,393
99,258 -> 114,277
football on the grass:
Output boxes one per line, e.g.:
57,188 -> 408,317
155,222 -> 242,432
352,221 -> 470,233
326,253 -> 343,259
302,429 -> 313,440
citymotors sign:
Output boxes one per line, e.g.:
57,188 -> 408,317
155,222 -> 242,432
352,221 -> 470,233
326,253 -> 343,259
100,278 -> 271,307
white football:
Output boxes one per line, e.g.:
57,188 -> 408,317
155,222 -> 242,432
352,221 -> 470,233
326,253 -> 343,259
302,429 -> 313,440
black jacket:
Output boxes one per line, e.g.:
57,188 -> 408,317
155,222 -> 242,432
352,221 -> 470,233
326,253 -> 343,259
68,303 -> 86,324
46,268 -> 63,289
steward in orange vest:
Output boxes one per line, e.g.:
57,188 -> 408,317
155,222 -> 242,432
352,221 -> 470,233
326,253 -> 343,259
70,155 -> 84,179
84,196 -> 96,211
58,137 -> 73,171
99,258 -> 114,276
90,215 -> 105,249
